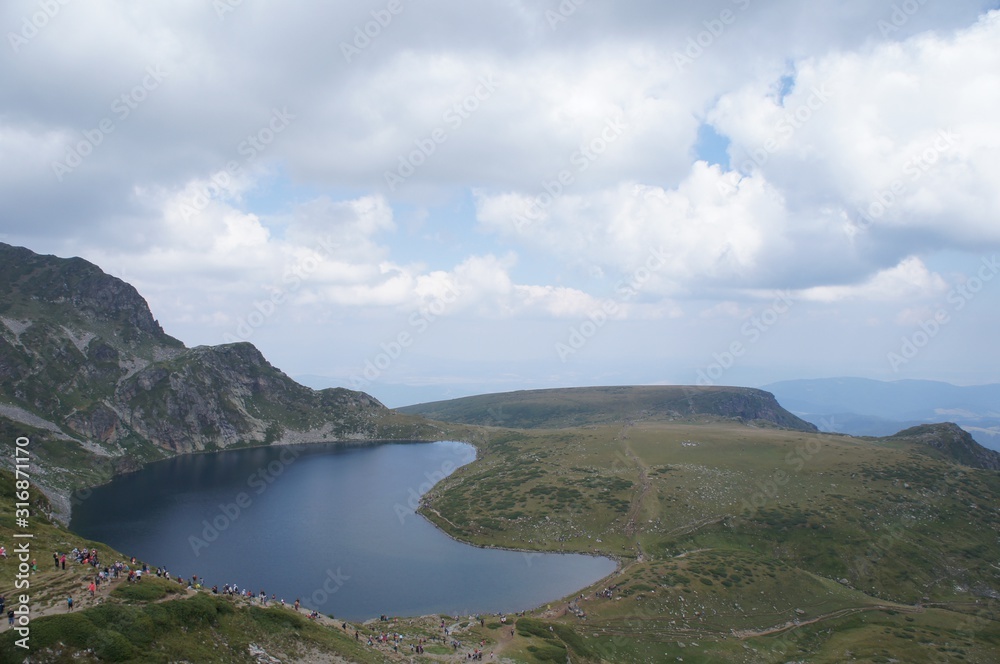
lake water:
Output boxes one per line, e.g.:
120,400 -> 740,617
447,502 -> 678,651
70,440 -> 616,620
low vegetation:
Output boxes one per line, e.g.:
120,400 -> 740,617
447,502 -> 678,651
2,411 -> 999,662
420,418 -> 1000,662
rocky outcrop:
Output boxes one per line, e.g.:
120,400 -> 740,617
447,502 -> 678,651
0,243 -> 412,458
0,243 -> 181,348
886,423 -> 1000,471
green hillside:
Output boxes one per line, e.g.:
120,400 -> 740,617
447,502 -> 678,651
0,242 -> 997,662
398,385 -> 819,431
419,421 -> 1000,662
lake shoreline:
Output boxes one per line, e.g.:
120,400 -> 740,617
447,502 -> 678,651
69,439 -> 619,621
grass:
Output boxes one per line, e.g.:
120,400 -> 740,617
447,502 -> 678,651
0,593 -> 391,664
1,413 -> 999,662
420,419 -> 1000,663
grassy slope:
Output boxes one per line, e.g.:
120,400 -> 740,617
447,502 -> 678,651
421,421 -> 1000,663
1,415 -> 998,662
397,385 -> 818,431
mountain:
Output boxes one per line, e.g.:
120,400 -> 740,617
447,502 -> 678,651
764,377 -> 1000,450
0,243 -> 443,518
887,422 -> 1000,471
397,384 -> 819,431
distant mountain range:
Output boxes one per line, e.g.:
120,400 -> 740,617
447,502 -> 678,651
764,377 -> 1000,451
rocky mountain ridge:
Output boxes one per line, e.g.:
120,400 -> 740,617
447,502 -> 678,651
0,243 -> 441,518
886,422 -> 1000,471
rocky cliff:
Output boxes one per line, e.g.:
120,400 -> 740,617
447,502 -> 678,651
887,422 -> 1000,471
0,243 -> 441,518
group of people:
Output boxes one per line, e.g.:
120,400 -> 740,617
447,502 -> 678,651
4,542 -> 517,660
596,583 -> 620,599
343,614 -> 508,659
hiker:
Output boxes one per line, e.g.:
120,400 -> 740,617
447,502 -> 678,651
67,597 -> 73,611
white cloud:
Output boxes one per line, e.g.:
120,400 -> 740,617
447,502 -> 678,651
2,0 -> 998,390
796,256 -> 948,302
476,163 -> 787,295
711,10 -> 1000,250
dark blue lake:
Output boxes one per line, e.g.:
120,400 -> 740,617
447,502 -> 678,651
70,441 -> 616,620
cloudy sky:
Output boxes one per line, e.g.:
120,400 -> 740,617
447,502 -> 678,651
3,1 -> 999,406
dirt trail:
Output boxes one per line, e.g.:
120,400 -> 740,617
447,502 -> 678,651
620,436 -> 650,544
731,603 -> 924,639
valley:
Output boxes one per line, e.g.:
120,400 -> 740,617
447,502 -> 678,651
0,244 -> 997,662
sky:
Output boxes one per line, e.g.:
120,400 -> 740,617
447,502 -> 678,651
2,0 -> 999,407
